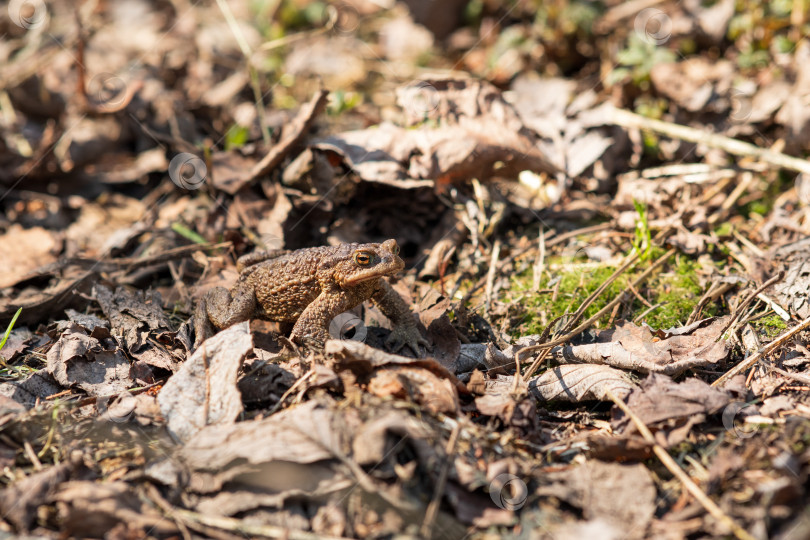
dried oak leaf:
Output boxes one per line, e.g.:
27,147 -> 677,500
315,78 -> 560,189
612,373 -> 731,448
761,237 -> 810,319
551,318 -> 731,376
180,400 -> 353,516
325,339 -> 470,397
0,225 -> 60,289
158,322 -> 251,443
94,285 -> 176,355
529,364 -> 637,403
368,365 -> 459,415
46,323 -> 132,396
538,460 -> 656,540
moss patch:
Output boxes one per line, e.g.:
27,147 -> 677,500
504,249 -> 714,337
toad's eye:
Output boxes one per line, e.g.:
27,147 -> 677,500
354,251 -> 373,266
391,245 -> 400,256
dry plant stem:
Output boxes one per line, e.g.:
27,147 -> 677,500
764,363 -> 810,386
707,172 -> 756,225
174,508 -> 353,540
608,107 -> 810,175
605,389 -> 758,540
145,483 -> 193,540
688,281 -> 734,325
268,369 -> 316,415
484,239 -> 501,314
520,248 -> 676,378
712,314 -> 810,387
459,223 -> 614,305
420,423 -> 461,538
718,272 -> 784,339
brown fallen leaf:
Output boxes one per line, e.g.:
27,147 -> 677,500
550,318 -> 731,376
538,460 -> 657,540
46,323 -> 132,396
93,285 -> 175,353
0,454 -> 79,532
53,481 -> 177,538
180,400 -> 353,515
0,224 -> 60,289
325,339 -> 470,397
368,365 -> 459,415
529,364 -> 637,403
158,322 -> 252,443
612,374 -> 731,448
315,78 -> 561,191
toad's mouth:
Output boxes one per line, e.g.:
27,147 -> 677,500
340,259 -> 404,287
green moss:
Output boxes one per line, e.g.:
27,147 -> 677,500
503,249 -> 716,338
751,314 -> 788,337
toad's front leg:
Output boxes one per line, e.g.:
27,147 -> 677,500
289,291 -> 353,351
371,280 -> 430,355
194,283 -> 257,349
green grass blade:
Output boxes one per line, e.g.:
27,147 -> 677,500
0,307 -> 22,354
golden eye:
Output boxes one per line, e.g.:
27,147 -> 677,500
354,252 -> 372,266
391,244 -> 400,256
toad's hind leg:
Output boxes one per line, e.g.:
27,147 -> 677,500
194,284 -> 257,348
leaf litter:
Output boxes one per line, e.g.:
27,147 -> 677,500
1,1 -> 810,539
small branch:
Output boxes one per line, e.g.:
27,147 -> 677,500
605,389 -> 757,540
607,107 -> 810,175
421,423 -> 461,537
712,314 -> 810,387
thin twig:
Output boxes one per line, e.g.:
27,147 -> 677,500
607,107 -> 810,175
712,314 -> 810,387
605,389 -> 758,540
174,508 -> 354,540
421,423 -> 461,537
484,239 -> 501,314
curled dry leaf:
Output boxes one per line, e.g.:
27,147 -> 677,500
529,364 -> 637,403
158,322 -> 252,443
550,318 -> 731,376
180,400 -> 353,516
612,374 -> 731,447
325,339 -> 469,396
46,324 -> 132,397
368,365 -> 459,415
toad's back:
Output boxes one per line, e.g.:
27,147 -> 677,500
240,244 -> 352,322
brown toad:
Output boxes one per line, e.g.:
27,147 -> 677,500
194,239 -> 429,353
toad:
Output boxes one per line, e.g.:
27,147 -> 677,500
194,239 -> 429,354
